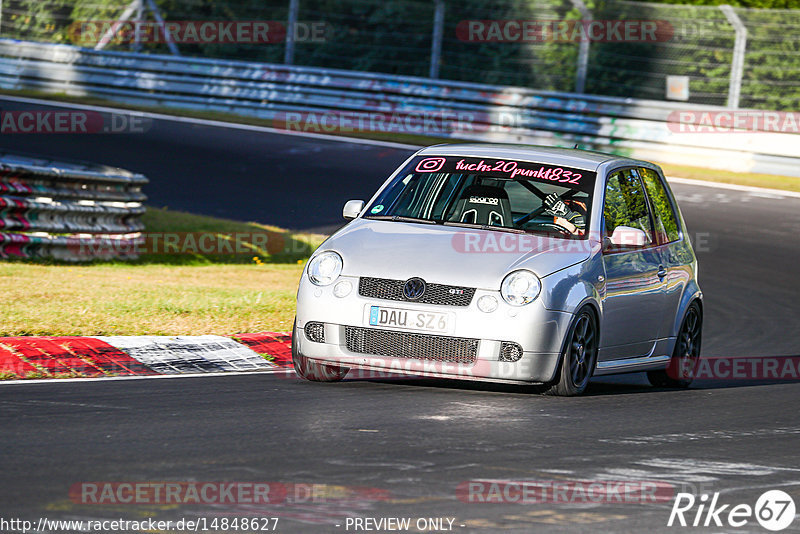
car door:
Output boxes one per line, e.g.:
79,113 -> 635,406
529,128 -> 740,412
599,168 -> 666,361
639,166 -> 694,340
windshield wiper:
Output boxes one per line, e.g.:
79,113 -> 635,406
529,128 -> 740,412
443,221 -> 528,234
364,215 -> 440,225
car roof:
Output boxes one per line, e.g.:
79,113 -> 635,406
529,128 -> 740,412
416,143 -> 650,172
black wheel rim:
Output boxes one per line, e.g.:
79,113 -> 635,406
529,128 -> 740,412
675,307 -> 702,379
569,313 -> 596,388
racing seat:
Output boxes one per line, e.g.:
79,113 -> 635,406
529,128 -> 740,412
448,185 -> 512,227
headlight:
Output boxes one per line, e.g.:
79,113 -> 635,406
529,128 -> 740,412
307,251 -> 343,286
500,270 -> 541,306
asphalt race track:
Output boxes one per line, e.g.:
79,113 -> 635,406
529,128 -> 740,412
1,97 -> 799,533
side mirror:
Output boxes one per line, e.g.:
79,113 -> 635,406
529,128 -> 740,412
607,225 -> 647,248
343,199 -> 365,220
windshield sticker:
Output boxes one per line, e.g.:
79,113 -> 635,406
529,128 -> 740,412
415,157 -> 446,173
413,156 -> 596,193
370,204 -> 385,214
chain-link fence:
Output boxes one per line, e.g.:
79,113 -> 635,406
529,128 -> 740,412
1,0 -> 798,110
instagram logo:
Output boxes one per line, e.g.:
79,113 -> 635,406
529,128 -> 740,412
415,157 -> 446,173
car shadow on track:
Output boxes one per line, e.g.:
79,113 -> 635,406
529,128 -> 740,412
328,365 -> 800,397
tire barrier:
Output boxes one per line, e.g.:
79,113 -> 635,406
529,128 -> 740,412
0,151 -> 147,260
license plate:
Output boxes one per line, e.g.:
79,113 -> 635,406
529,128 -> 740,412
367,305 -> 451,333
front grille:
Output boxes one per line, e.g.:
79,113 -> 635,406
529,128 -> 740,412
359,277 -> 475,306
500,342 -> 523,362
345,326 -> 478,364
304,322 -> 325,343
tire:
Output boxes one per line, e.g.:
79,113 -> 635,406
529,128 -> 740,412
291,319 -> 349,382
543,308 -> 599,396
647,302 -> 702,388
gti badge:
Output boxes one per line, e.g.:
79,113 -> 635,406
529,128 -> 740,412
403,278 -> 426,300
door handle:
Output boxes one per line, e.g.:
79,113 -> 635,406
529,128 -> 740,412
657,266 -> 667,279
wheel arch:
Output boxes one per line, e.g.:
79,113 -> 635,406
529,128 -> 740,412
554,299 -> 601,378
671,286 -> 703,339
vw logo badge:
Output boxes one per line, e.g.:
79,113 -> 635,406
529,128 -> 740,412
403,277 -> 426,300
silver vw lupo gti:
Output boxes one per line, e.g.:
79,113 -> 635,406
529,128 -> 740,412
293,144 -> 702,395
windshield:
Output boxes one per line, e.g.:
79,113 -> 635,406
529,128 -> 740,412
364,155 -> 597,239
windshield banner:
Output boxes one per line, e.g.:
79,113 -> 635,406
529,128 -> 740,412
411,156 -> 597,193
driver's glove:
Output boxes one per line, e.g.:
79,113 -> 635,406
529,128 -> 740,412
544,193 -> 585,229
543,193 -> 570,217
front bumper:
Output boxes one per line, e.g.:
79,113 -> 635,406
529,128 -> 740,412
295,275 -> 574,384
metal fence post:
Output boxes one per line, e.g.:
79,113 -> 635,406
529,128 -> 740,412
284,0 -> 299,65
720,4 -> 747,109
145,0 -> 180,56
95,0 -> 138,51
429,0 -> 445,79
570,0 -> 591,94
133,0 -> 144,52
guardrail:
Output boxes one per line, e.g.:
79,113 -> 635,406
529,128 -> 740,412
0,151 -> 147,261
0,39 -> 798,177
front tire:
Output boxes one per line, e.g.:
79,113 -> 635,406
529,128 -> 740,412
647,302 -> 702,388
543,308 -> 598,396
292,319 -> 349,382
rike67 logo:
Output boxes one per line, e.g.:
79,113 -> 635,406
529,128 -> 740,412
669,490 -> 796,531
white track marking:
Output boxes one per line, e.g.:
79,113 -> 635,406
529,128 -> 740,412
0,368 -> 291,386
599,428 -> 800,445
638,459 -> 800,476
96,335 -> 279,373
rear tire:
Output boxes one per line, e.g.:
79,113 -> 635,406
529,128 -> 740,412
543,308 -> 598,396
292,319 -> 349,382
647,302 -> 702,388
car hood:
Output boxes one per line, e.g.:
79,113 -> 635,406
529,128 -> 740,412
320,219 -> 597,289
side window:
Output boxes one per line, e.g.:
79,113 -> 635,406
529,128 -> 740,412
640,167 -> 681,244
603,169 -> 654,246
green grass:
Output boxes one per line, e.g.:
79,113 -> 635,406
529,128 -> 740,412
659,163 -> 800,193
0,207 -> 313,336
137,207 -> 326,264
4,88 -> 798,192
0,262 -> 302,336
